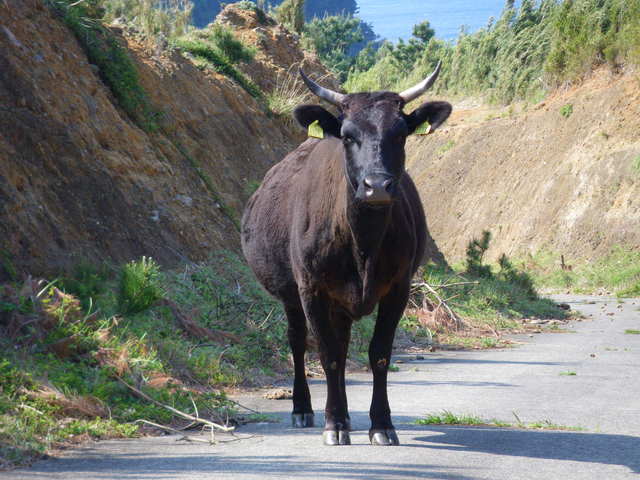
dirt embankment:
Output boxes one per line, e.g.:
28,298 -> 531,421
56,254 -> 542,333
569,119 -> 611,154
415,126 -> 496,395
0,1 -> 332,279
407,69 -> 640,264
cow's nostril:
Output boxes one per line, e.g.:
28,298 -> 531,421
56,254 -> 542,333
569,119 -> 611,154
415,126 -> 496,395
363,177 -> 373,189
382,179 -> 393,192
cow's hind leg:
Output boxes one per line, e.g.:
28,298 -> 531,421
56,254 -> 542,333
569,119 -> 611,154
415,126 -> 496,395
300,291 -> 351,445
285,303 -> 314,428
368,280 -> 410,446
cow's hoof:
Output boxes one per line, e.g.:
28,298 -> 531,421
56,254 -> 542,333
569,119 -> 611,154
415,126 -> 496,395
323,429 -> 351,446
292,413 -> 315,428
369,429 -> 400,446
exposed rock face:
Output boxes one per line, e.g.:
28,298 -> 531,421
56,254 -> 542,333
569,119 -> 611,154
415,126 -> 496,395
407,69 -> 640,263
0,0 -> 300,279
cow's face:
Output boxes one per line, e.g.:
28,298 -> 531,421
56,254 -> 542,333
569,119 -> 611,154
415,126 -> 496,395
295,94 -> 451,206
341,93 -> 411,205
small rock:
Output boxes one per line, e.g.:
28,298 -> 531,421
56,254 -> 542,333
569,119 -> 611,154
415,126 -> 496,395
558,303 -> 571,310
415,355 -> 425,360
590,353 -> 596,358
176,194 -> 193,207
395,359 -> 405,364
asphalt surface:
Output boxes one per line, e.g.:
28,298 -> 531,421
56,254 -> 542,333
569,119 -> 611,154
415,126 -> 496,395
5,295 -> 639,479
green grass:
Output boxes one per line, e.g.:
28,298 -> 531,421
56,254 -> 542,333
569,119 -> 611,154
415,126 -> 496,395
416,411 -> 485,426
415,410 -> 584,431
559,371 -> 577,376
46,0 -> 159,131
625,329 -> 640,334
525,247 -> 640,297
633,156 -> 640,174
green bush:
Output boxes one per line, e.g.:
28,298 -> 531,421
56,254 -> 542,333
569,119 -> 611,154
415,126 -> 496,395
118,257 -> 163,315
174,26 -> 262,99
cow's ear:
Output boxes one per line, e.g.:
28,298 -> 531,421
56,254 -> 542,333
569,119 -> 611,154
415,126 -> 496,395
404,101 -> 452,135
294,104 -> 342,138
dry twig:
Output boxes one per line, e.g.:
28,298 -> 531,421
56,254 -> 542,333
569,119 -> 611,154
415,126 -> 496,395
411,281 -> 467,330
117,377 -> 235,434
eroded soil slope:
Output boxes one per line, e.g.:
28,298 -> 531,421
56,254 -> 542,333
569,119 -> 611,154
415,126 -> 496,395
407,69 -> 640,263
0,1 -> 327,279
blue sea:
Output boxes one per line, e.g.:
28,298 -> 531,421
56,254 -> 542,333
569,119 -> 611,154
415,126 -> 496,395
356,0 -> 509,41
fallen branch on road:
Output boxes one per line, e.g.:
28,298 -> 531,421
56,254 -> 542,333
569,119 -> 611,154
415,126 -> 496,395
118,377 -> 235,438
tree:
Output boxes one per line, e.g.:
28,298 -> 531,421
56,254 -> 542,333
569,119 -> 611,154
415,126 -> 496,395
275,0 -> 305,34
303,13 -> 364,80
412,20 -> 435,44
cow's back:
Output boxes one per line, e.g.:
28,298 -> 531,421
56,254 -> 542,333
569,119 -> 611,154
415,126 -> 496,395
241,139 -> 321,302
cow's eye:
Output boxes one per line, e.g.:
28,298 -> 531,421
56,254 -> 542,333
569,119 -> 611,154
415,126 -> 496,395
343,135 -> 355,145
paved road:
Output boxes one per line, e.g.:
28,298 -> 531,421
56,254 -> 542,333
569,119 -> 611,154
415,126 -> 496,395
5,295 -> 639,479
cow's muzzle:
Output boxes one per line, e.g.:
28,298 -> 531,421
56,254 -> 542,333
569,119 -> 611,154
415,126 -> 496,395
359,174 -> 394,205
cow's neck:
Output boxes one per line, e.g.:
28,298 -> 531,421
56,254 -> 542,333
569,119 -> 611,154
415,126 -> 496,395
344,185 -> 392,294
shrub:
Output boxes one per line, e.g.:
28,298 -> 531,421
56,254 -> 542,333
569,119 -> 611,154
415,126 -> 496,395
560,103 -> 573,118
465,230 -> 493,278
118,257 -> 163,315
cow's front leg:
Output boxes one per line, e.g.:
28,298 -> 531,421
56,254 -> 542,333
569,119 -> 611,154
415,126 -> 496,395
285,303 -> 314,428
368,280 -> 410,446
300,289 -> 351,445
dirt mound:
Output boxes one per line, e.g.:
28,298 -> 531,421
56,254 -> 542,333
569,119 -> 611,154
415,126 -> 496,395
0,0 -> 303,279
407,68 -> 640,263
216,4 -> 339,93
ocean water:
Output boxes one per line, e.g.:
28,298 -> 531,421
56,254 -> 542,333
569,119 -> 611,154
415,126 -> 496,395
356,0 -> 509,41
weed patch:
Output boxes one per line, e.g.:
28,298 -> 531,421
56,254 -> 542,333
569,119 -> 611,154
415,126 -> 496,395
560,103 -> 574,118
415,410 -> 584,431
625,329 -> 640,335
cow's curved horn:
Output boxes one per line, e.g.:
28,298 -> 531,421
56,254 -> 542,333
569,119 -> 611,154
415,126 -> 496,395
399,60 -> 442,103
299,69 -> 345,106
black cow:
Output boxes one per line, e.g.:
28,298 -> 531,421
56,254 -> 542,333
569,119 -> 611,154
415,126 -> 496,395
241,63 -> 451,445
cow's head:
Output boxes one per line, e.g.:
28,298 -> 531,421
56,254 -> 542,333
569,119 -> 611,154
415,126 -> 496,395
294,63 -> 451,206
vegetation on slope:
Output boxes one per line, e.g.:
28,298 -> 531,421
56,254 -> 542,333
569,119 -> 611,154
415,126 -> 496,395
346,0 -> 640,104
0,255 -> 285,468
524,248 -> 640,297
